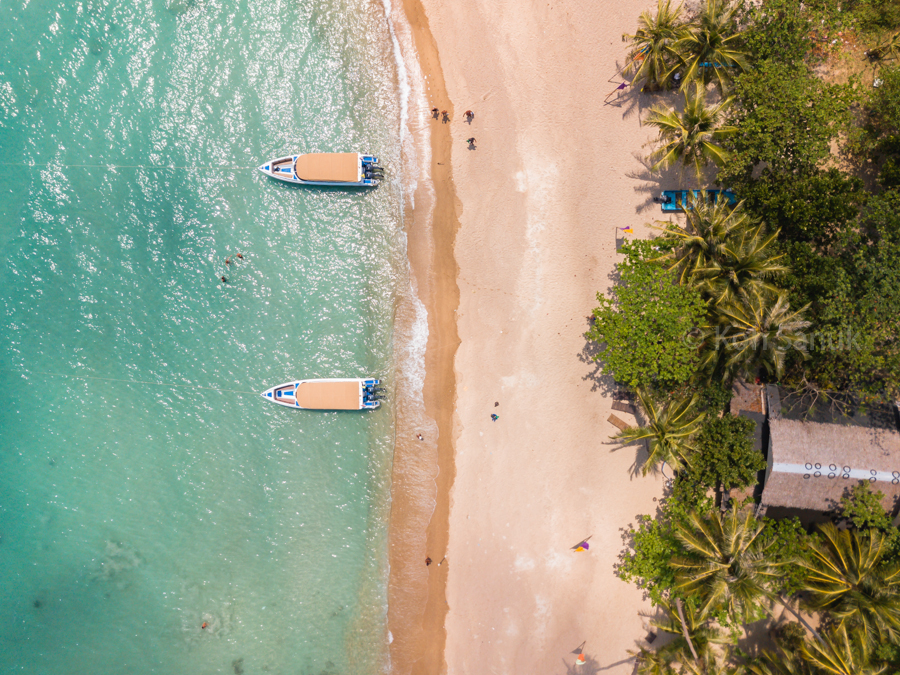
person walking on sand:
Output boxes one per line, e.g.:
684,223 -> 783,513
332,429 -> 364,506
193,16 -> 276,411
466,137 -> 476,146
431,107 -> 439,117
425,557 -> 432,566
416,433 -> 424,441
441,110 -> 449,122
490,413 -> 499,421
464,110 -> 474,121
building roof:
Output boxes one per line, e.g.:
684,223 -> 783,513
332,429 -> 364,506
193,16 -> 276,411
761,418 -> 900,514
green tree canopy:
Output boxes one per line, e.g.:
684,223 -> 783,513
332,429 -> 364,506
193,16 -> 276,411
782,191 -> 900,402
720,60 -> 854,181
839,484 -> 894,532
691,414 -> 763,491
587,240 -> 706,390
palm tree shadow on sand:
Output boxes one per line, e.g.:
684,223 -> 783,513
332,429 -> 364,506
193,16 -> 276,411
562,654 -> 640,674
627,150 -> 719,217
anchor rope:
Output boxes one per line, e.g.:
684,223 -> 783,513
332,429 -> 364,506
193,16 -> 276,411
0,163 -> 255,170
17,370 -> 257,395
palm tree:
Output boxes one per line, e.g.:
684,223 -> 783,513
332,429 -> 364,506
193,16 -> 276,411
631,597 -> 732,675
650,194 -> 739,284
632,647 -> 677,675
612,388 -> 705,475
704,290 -> 810,380
693,216 -> 788,306
798,523 -> 900,647
745,647 -> 809,675
799,624 -> 887,675
645,83 -> 736,179
749,625 -> 885,675
624,0 -> 686,91
673,0 -> 749,92
670,507 -> 778,624
651,198 -> 787,303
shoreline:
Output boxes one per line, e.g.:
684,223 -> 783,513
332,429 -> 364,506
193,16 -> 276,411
386,0 -> 460,672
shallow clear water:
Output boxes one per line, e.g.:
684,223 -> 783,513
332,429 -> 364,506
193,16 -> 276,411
0,0 -> 404,673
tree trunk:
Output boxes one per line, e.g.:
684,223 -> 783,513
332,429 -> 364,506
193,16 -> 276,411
771,594 -> 825,646
674,598 -> 701,668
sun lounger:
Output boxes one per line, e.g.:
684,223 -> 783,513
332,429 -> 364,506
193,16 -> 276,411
608,414 -> 631,431
612,400 -> 637,415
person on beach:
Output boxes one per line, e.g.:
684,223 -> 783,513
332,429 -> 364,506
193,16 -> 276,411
466,137 -> 476,146
416,433 -> 424,441
425,557 -> 432,566
605,82 -> 627,102
441,110 -> 449,122
490,413 -> 499,421
572,536 -> 592,552
464,110 -> 474,120
431,107 -> 439,117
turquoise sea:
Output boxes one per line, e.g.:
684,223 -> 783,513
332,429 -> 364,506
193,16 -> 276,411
0,0 -> 409,673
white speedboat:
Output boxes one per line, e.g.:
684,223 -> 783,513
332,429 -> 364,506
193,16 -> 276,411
261,378 -> 381,410
258,152 -> 383,186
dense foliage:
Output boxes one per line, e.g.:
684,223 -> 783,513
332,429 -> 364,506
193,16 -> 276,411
586,240 -> 705,390
611,1 -> 900,671
691,414 -> 763,491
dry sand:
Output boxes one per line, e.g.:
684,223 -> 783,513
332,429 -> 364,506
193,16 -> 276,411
392,0 -> 681,673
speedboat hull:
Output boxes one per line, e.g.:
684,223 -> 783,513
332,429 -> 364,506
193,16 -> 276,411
258,152 -> 382,187
261,378 -> 381,410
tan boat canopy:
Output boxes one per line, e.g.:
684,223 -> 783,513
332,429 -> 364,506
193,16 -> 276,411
295,380 -> 360,410
294,153 -> 359,183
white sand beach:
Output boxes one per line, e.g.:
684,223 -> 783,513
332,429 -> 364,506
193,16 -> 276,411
393,0 -> 674,672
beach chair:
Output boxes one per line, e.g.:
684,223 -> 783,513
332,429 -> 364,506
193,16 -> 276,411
608,414 -> 631,431
612,400 -> 637,415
